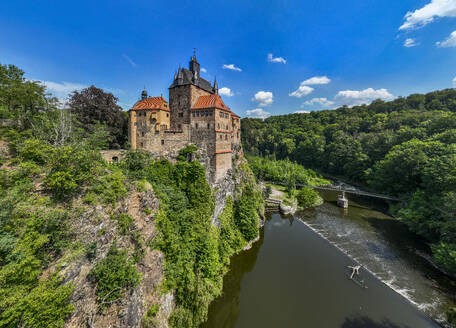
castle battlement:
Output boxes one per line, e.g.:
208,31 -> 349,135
128,53 -> 241,183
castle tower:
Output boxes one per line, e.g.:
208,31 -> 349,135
168,52 -> 214,130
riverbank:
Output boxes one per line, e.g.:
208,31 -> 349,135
266,183 -> 323,214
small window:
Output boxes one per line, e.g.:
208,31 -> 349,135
207,123 -> 210,129
140,142 -> 144,147
195,123 -> 198,129
217,123 -> 220,129
142,132 -> 145,137
112,156 -> 118,162
167,113 -> 169,117
192,112 -> 195,117
225,135 -> 228,140
210,112 -> 213,116
178,124 -> 181,129
178,112 -> 183,118
220,135 -> 222,140
161,140 -> 164,145
219,112 -> 223,118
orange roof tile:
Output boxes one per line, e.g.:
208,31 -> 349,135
131,97 -> 169,111
192,94 -> 230,111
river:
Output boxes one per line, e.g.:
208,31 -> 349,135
202,191 -> 456,328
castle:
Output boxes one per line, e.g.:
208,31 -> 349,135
128,53 -> 241,182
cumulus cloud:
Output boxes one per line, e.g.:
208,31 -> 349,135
219,87 -> 234,97
453,76 -> 456,87
289,85 -> 314,98
222,64 -> 242,72
399,0 -> 456,30
404,38 -> 419,47
303,97 -> 335,107
301,76 -> 331,85
294,110 -> 310,114
267,53 -> 287,64
122,54 -> 137,67
289,76 -> 330,98
252,91 -> 273,106
335,88 -> 394,106
201,67 -> 207,73
246,108 -> 270,119
436,30 -> 456,47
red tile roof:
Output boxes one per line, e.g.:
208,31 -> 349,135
192,94 -> 240,118
192,94 -> 230,111
131,97 -> 169,111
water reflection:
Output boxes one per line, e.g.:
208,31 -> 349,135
201,228 -> 264,328
203,210 -> 441,328
340,316 -> 411,328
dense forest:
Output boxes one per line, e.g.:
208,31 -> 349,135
242,89 -> 456,276
0,63 -> 262,327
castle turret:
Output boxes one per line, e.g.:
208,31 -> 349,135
213,77 -> 218,94
141,88 -> 148,100
189,50 -> 200,81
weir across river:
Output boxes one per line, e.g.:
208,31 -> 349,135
268,181 -> 401,202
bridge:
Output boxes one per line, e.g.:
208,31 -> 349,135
268,182 -> 401,202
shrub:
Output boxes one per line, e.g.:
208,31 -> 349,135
45,146 -> 103,198
297,187 -> 320,208
85,242 -> 97,262
142,304 -> 160,327
116,213 -> 134,235
0,273 -> 74,328
120,150 -> 151,180
431,242 -> 456,276
177,144 -> 197,162
90,169 -> 127,204
15,138 -> 52,165
89,244 -> 140,310
234,184 -> 260,241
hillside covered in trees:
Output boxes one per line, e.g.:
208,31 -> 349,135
0,63 -> 263,328
242,89 -> 456,275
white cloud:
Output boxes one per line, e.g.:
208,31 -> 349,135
42,80 -> 86,101
301,76 -> 331,85
294,110 -> 310,114
201,67 -> 207,73
289,85 -> 314,98
122,54 -> 137,68
399,0 -> 456,30
246,108 -> 270,119
404,38 -> 419,47
453,76 -> 456,87
222,64 -> 242,72
219,87 -> 234,97
252,91 -> 273,106
335,88 -> 394,106
436,30 -> 456,47
303,97 -> 335,107
289,76 -> 330,98
267,53 -> 287,64
39,80 -> 87,106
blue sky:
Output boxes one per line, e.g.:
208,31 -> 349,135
1,0 -> 456,118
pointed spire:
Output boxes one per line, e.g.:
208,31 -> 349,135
213,77 -> 218,94
177,66 -> 184,84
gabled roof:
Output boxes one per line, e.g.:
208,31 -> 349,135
192,94 -> 240,118
169,68 -> 214,93
130,96 -> 169,111
192,94 -> 230,111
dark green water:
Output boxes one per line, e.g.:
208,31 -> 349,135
203,192 -> 455,328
